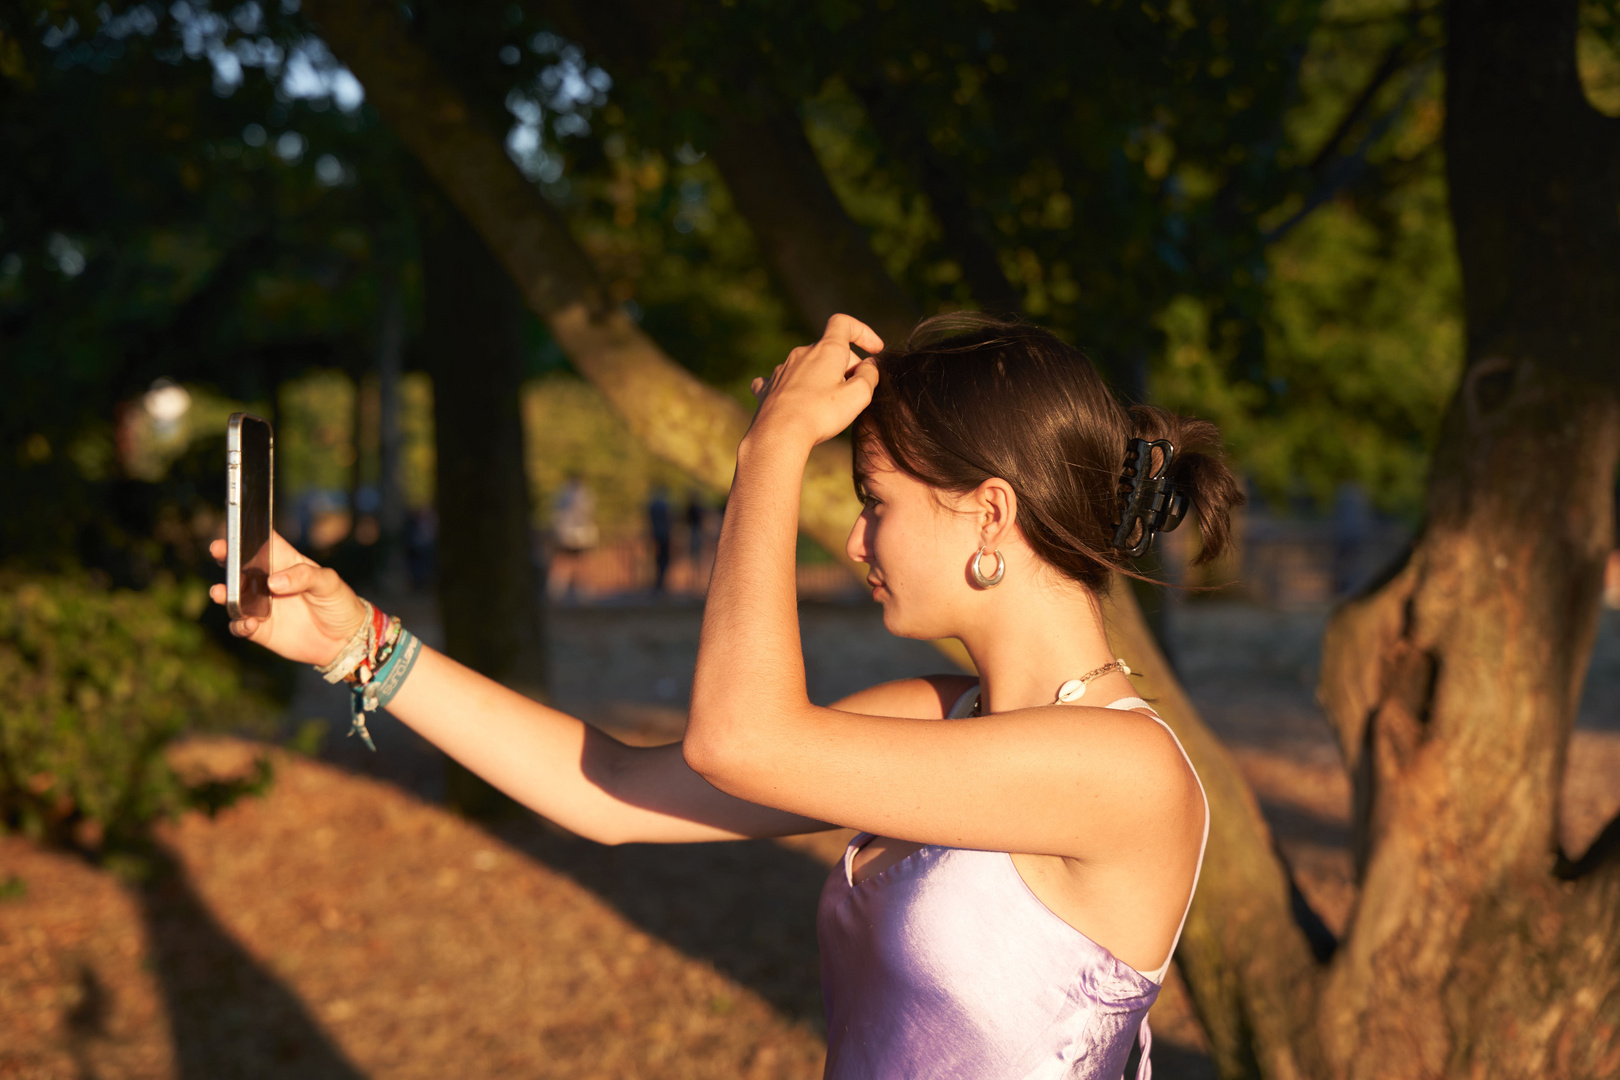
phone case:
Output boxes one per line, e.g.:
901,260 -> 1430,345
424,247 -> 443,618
226,412 -> 274,619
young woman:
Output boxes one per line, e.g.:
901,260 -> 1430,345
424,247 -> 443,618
211,312 -> 1237,1079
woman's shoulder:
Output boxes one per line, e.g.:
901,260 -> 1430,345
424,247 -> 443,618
829,675 -> 980,720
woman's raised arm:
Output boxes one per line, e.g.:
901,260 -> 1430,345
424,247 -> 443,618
685,315 -> 1199,856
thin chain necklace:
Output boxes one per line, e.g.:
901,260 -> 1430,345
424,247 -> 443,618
970,659 -> 1133,717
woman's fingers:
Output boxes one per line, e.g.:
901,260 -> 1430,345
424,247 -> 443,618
846,357 -> 880,396
267,562 -> 344,598
269,530 -> 314,569
837,358 -> 880,413
209,538 -> 227,564
820,313 -> 885,358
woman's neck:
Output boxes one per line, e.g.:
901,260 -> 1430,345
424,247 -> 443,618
957,576 -> 1124,715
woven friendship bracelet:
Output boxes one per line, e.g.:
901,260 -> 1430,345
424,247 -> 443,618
366,630 -> 421,713
345,626 -> 420,752
311,600 -> 422,752
315,600 -> 377,685
344,613 -> 399,752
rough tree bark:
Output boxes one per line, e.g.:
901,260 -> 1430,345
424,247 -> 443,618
1309,1 -> 1620,1077
303,1 -> 1322,1075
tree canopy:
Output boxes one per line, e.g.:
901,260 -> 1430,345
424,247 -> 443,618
12,0 -> 1617,554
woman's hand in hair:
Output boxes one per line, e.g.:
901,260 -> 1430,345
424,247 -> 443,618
748,314 -> 883,450
207,532 -> 369,667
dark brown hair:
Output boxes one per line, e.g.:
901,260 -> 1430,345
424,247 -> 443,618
853,313 -> 1244,592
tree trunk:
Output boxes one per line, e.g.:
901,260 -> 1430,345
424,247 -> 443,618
1311,1 -> 1620,1075
420,190 -> 546,816
1103,583 -> 1323,1080
375,273 -> 408,594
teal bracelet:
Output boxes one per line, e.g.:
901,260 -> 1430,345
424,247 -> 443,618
370,629 -> 421,711
346,624 -> 420,752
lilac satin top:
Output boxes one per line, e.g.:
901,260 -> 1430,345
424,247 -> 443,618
816,693 -> 1207,1080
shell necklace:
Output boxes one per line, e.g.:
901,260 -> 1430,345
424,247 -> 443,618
970,659 -> 1133,716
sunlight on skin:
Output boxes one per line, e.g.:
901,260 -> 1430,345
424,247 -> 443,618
207,314 -> 1203,974
688,315 -> 1206,974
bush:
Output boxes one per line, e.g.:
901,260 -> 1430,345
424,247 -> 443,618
0,573 -> 272,851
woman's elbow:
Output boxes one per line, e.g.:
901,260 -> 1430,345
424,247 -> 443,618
681,726 -> 731,786
681,713 -> 756,793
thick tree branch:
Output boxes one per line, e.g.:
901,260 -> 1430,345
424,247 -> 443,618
550,0 -> 923,346
300,0 -> 859,542
1102,585 -> 1321,1080
1305,29 -> 1418,175
1265,54 -> 1439,245
704,104 -> 922,345
852,77 -> 1024,317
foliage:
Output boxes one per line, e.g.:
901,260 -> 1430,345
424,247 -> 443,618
1157,173 -> 1463,512
513,0 -> 1462,514
0,573 -> 272,851
8,0 -> 1618,545
0,0 -> 407,568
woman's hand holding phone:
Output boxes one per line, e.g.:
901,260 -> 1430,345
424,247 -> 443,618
209,531 -> 368,667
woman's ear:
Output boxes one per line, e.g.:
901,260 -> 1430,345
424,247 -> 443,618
973,477 -> 1019,548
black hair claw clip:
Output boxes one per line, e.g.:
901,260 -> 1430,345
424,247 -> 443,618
1111,438 -> 1189,557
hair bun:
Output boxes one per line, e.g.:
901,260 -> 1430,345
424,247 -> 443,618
1126,405 -> 1244,566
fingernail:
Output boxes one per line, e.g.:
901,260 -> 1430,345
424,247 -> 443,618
268,573 -> 288,590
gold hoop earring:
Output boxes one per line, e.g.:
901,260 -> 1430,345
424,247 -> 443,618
970,548 -> 1005,589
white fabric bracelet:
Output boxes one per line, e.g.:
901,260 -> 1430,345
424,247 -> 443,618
315,600 -> 375,684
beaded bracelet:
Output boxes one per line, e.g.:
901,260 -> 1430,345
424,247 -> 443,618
313,601 -> 423,751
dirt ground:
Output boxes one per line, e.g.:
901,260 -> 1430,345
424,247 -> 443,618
5,597 -> 1619,1079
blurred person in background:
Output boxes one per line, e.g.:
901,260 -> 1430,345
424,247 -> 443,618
685,488 -> 710,589
210,314 -> 1235,1079
648,484 -> 673,593
547,472 -> 598,601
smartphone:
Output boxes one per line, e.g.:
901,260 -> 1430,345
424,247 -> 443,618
226,413 -> 274,619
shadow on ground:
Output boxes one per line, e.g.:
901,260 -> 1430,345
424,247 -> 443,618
138,848 -> 367,1080
498,824 -> 832,1027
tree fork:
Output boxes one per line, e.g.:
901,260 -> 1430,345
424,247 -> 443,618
1315,1 -> 1620,1075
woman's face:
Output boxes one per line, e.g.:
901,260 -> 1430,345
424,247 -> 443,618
845,444 -> 982,640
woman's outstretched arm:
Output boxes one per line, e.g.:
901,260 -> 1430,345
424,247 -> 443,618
208,533 -> 960,844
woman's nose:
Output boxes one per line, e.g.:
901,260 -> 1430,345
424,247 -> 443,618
845,512 -> 872,564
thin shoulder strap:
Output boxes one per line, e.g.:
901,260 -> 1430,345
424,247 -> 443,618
947,682 -> 981,719
1104,696 -> 1209,984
